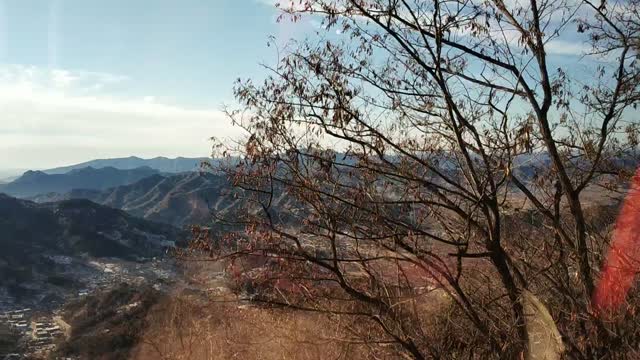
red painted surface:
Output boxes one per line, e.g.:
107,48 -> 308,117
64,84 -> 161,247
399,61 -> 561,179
593,168 -> 640,314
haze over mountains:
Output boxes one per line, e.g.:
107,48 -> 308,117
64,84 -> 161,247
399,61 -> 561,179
32,172 -> 236,227
0,153 -> 568,229
43,156 -> 210,175
0,156 -> 213,197
0,156 -> 235,229
0,166 -> 160,198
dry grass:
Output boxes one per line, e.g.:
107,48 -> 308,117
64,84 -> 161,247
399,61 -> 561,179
131,261 -> 395,360
132,295 -> 389,360
131,194 -> 633,359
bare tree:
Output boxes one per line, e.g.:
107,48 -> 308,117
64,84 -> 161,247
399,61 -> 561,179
201,0 -> 640,358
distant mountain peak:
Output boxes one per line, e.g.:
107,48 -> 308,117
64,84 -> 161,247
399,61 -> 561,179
43,156 -> 211,175
30,171 -> 232,227
0,166 -> 160,198
21,170 -> 46,177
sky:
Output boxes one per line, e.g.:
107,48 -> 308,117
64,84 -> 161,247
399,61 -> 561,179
0,0 -> 619,174
0,0 -> 311,171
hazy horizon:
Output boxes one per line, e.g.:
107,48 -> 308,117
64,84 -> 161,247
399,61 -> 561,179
1,1 -> 615,170
0,0 -> 314,170
0,153 -> 213,177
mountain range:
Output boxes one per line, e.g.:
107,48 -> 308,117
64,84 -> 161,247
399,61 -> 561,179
0,166 -> 159,198
0,193 -> 186,301
0,194 -> 185,263
32,172 -> 236,227
43,156 -> 210,174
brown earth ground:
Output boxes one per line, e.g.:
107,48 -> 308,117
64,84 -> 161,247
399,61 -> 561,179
131,261 -> 395,360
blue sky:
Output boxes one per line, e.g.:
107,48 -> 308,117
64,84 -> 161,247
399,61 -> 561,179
0,0 -> 291,106
0,0 -> 617,173
0,0 -> 309,171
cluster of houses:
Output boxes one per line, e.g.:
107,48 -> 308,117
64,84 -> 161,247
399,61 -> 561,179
0,308 -> 67,356
29,319 -> 63,350
0,308 -> 31,331
0,258 -> 178,358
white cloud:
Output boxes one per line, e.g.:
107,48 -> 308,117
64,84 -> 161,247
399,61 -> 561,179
0,64 -> 129,93
545,40 -> 593,56
0,64 -> 240,169
50,69 -> 78,88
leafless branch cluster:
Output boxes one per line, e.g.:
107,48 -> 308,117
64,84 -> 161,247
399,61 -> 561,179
198,0 -> 640,358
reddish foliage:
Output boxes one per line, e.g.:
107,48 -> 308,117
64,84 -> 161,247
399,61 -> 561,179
594,168 -> 640,314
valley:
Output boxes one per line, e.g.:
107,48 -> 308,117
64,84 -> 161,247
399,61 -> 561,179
0,160 -> 200,358
0,256 -> 176,357
0,153 -> 635,359
0,156 -> 329,359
